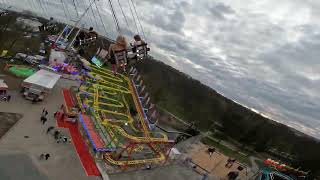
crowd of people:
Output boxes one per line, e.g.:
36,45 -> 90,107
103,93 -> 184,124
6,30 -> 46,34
38,107 -> 70,161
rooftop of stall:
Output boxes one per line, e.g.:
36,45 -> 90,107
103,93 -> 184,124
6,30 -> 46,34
22,69 -> 61,91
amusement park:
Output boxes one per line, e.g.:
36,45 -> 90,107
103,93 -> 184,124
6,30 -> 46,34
0,0 -> 318,180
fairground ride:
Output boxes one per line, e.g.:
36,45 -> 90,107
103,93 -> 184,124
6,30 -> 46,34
77,65 -> 174,169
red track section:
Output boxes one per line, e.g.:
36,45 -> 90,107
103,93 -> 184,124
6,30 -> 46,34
62,88 -> 75,107
81,114 -> 105,149
56,113 -> 101,176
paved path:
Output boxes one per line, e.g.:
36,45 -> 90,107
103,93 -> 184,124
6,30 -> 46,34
0,79 -> 100,180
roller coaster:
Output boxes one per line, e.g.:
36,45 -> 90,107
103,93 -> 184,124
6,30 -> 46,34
76,65 -> 174,168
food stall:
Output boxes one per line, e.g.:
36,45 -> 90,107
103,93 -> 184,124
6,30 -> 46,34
21,69 -> 61,101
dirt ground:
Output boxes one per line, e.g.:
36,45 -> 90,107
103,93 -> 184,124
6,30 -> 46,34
0,112 -> 22,138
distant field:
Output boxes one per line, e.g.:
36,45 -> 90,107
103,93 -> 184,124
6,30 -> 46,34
0,112 -> 22,139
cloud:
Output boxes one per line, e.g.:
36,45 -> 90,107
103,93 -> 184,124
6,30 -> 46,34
208,2 -> 235,20
144,7 -> 186,33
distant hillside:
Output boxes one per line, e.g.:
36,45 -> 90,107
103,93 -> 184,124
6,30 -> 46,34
134,57 -> 320,177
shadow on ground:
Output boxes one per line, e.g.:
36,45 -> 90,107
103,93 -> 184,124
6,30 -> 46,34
0,112 -> 22,138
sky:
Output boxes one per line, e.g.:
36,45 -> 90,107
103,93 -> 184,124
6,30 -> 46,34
2,0 -> 320,138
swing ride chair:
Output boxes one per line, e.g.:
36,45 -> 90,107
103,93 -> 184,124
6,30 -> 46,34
114,49 -> 128,71
79,36 -> 97,46
134,43 -> 150,61
40,23 -> 58,32
31,0 -> 173,171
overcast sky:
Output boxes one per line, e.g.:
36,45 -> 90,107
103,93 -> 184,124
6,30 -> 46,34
4,0 -> 320,138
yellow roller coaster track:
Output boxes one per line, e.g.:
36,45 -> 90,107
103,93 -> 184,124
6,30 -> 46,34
76,65 -> 172,165
104,152 -> 165,166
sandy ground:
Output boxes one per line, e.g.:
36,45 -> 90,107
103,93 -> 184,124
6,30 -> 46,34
187,143 -> 250,180
0,78 -> 100,180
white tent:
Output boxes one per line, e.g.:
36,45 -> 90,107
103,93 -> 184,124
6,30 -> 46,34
22,70 -> 61,92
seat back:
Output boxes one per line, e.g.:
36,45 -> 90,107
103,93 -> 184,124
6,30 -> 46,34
79,36 -> 97,46
135,43 -> 149,60
113,49 -> 128,67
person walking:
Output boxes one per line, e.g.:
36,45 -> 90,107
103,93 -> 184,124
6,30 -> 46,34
62,136 -> 68,143
44,110 -> 48,117
60,113 -> 65,121
202,173 -> 209,180
46,126 -> 54,134
6,95 -> 11,102
53,111 -> 58,118
45,153 -> 50,160
54,130 -> 60,139
40,153 -> 45,160
56,137 -> 62,143
40,116 -> 45,123
42,117 -> 47,125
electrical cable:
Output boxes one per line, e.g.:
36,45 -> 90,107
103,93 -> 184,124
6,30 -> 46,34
117,0 -> 131,31
130,0 -> 146,40
94,0 -> 109,37
107,0 -> 121,33
127,0 -> 139,34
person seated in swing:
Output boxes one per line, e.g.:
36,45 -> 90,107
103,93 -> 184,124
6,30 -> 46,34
74,31 -> 87,47
38,17 -> 57,32
88,27 -> 98,39
74,27 -> 97,47
107,35 -> 128,75
130,34 -> 149,62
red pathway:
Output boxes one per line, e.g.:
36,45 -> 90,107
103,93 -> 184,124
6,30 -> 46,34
62,88 -> 75,107
57,89 -> 101,176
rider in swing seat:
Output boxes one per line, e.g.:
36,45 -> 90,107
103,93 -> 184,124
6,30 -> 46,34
108,35 -> 128,75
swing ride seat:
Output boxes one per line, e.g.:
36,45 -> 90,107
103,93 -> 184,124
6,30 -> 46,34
133,43 -> 150,61
113,49 -> 128,68
79,36 -> 97,46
